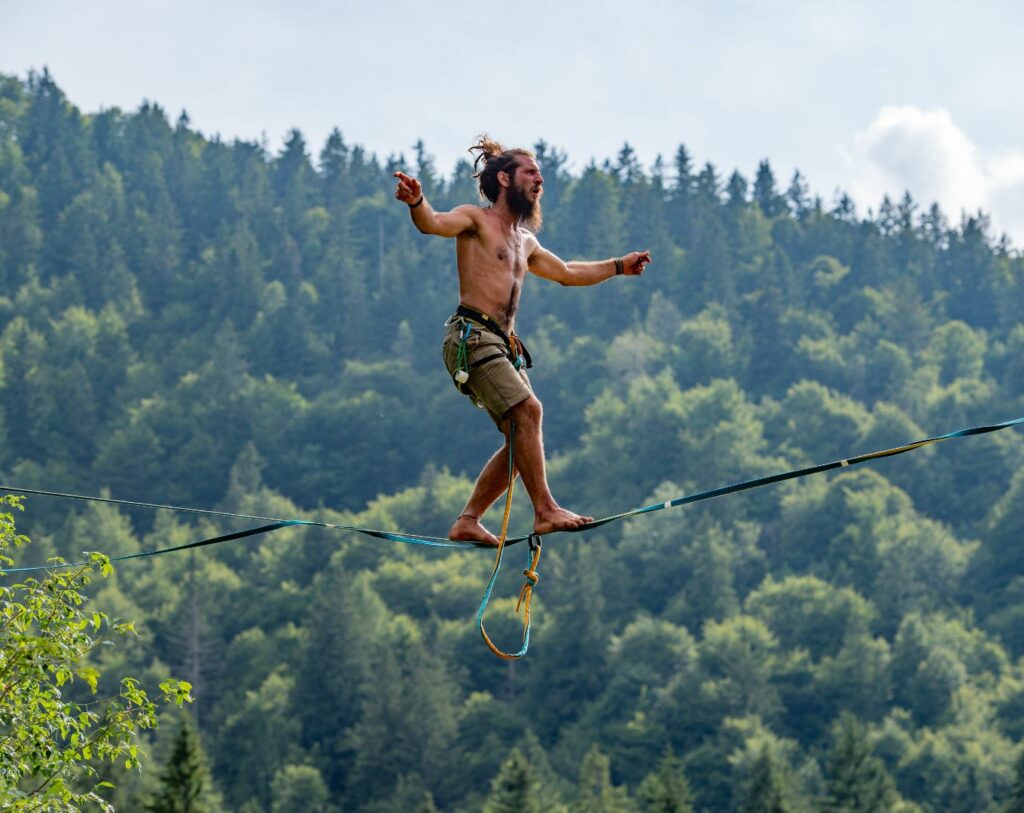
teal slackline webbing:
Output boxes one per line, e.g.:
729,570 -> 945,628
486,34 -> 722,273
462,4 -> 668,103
0,494 -> 468,575
551,413 -> 1024,536
3,414 -> 1024,576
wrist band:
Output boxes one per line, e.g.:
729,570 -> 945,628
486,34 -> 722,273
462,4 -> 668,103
615,258 -> 624,275
409,195 -> 425,209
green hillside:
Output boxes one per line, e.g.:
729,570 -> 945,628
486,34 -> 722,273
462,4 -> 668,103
3,70 -> 1024,811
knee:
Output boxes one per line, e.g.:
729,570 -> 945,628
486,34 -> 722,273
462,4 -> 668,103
509,396 -> 543,427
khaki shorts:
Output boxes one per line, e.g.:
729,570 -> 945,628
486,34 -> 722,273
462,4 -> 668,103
442,318 -> 533,428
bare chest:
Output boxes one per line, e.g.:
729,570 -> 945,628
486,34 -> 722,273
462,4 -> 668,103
481,220 -> 526,273
456,224 -> 528,327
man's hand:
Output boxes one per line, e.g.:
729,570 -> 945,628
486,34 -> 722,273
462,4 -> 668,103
621,250 -> 652,275
393,171 -> 423,206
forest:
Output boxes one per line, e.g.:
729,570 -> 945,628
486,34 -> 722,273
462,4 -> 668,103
3,69 -> 1024,811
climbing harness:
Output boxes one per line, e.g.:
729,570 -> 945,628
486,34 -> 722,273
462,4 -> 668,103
448,304 -> 531,393
3,414 -> 1024,658
454,304 -> 532,369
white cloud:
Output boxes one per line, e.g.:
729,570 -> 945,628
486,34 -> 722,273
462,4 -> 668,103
843,106 -> 1024,247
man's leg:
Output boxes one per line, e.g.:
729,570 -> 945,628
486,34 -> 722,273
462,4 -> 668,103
447,395 -> 592,544
448,427 -> 517,547
505,396 -> 593,535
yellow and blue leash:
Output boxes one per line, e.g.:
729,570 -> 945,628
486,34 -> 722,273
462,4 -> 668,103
473,422 -> 544,660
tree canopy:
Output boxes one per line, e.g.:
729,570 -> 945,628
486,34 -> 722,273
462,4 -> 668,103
2,70 -> 1024,811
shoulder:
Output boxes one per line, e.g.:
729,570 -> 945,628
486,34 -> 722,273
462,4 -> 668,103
452,204 -> 486,234
453,203 -> 487,221
524,230 -> 544,259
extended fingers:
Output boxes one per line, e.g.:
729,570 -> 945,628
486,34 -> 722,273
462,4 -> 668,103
393,176 -> 418,202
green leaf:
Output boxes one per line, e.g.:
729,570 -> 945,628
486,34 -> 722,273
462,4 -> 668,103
78,666 -> 100,693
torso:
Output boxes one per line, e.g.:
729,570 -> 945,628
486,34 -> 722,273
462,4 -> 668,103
455,208 -> 534,333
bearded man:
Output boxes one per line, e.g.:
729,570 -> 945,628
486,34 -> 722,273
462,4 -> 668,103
394,136 -> 651,546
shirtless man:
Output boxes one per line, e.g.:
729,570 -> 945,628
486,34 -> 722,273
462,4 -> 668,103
394,136 -> 651,546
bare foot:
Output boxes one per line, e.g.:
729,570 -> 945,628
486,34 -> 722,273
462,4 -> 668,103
449,514 -> 501,547
534,506 -> 594,535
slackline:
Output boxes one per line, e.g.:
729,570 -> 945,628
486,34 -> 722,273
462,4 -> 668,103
2,413 -> 1022,574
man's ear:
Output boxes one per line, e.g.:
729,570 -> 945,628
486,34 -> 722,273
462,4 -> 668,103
497,170 -> 511,188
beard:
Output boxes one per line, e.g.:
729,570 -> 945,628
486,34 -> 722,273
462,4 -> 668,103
507,181 -> 543,233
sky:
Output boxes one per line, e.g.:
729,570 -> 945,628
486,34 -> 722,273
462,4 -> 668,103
3,0 -> 1024,246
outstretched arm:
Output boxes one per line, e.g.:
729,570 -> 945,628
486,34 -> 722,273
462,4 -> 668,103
394,171 -> 477,237
527,242 -> 651,286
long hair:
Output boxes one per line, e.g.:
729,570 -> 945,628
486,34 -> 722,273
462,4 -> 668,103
468,136 -> 534,203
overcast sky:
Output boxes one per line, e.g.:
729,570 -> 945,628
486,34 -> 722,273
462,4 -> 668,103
3,0 -> 1023,245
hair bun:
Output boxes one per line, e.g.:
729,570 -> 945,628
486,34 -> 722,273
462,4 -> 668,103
469,135 -> 505,171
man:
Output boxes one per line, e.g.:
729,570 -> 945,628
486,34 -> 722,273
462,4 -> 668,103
394,136 -> 651,546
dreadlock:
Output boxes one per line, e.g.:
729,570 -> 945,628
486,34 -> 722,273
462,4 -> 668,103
469,135 -> 535,204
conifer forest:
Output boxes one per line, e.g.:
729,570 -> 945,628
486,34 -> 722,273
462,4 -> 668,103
5,71 -> 1024,811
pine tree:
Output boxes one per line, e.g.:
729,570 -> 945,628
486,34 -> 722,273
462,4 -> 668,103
753,159 -> 786,218
669,143 -> 694,247
820,714 -> 899,812
742,246 -> 795,396
786,170 -> 811,219
148,715 -> 221,813
738,747 -> 794,813
274,128 -> 316,220
532,139 -> 570,211
484,748 -> 542,813
574,746 -> 635,813
637,748 -> 694,813
293,571 -> 387,793
168,552 -> 222,725
615,142 -> 643,185
414,138 -> 440,199
344,619 -> 459,806
726,170 -> 749,213
688,163 -> 734,309
320,127 -> 352,211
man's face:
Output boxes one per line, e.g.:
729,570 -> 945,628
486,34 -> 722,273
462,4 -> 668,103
513,157 -> 544,203
504,157 -> 544,231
